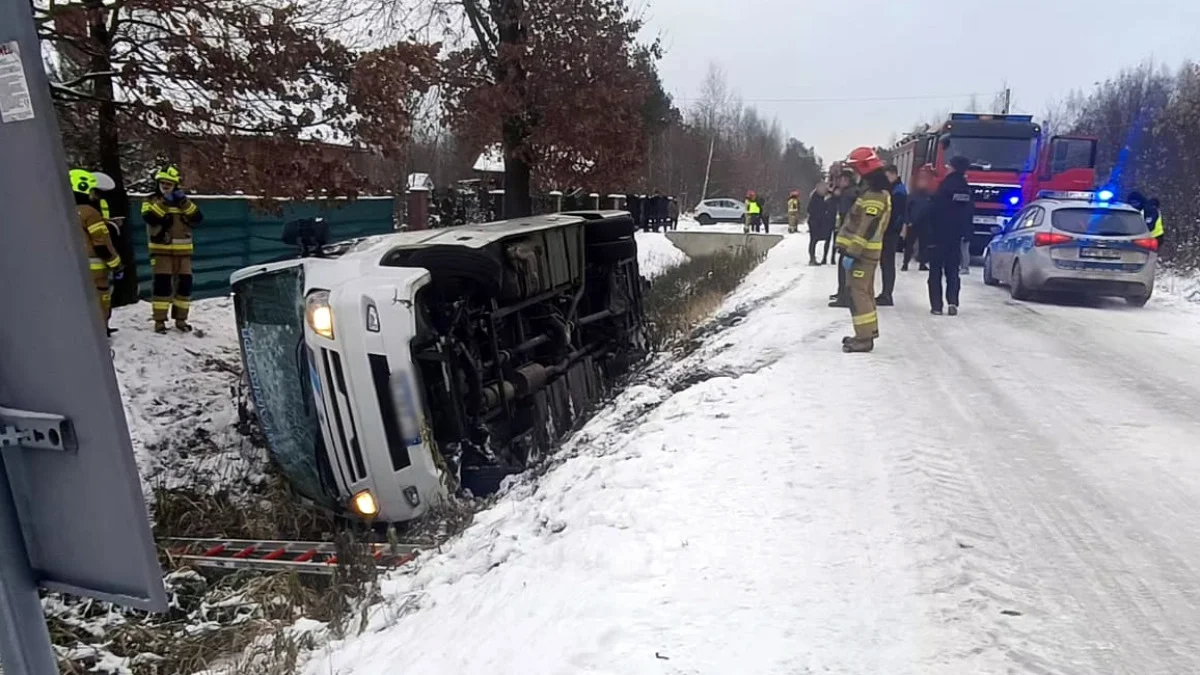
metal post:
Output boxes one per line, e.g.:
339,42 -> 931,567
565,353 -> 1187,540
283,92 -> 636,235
0,1 -> 92,669
0,460 -> 59,675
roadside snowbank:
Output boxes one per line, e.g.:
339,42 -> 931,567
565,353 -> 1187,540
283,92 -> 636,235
296,236 -> 935,675
1155,269 -> 1200,306
110,299 -> 268,506
634,231 -> 688,278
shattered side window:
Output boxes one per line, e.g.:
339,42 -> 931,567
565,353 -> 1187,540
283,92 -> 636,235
233,267 -> 332,505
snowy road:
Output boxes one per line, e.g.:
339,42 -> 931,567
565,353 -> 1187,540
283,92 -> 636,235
302,235 -> 1200,675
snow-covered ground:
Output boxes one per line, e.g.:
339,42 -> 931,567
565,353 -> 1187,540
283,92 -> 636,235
110,298 -> 268,506
292,234 -> 1200,675
634,230 -> 688,277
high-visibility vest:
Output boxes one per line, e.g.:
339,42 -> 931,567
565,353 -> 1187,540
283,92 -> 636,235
746,200 -> 761,215
100,198 -> 111,220
787,198 -> 800,214
1149,213 -> 1165,239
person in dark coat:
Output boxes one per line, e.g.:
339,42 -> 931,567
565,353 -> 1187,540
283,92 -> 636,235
829,170 -> 861,306
903,165 -> 935,271
806,182 -> 833,265
925,155 -> 975,316
876,164 -> 908,306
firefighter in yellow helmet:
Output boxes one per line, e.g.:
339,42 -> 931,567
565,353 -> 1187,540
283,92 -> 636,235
787,190 -> 801,234
834,148 -> 892,353
142,166 -> 203,333
70,169 -> 123,335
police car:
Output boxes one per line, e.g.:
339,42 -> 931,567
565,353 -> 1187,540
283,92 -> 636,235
982,190 -> 1158,306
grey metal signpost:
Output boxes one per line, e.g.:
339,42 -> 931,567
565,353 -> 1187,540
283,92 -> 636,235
0,1 -> 168,673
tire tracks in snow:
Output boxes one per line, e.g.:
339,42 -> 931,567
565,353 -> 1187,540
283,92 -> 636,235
885,283 -> 1200,674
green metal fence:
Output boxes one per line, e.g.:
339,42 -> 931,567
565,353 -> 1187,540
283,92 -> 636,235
128,195 -> 396,299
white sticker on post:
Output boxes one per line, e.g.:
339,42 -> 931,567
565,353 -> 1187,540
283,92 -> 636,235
0,41 -> 36,123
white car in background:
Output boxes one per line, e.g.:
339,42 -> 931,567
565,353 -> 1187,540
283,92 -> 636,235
692,198 -> 745,225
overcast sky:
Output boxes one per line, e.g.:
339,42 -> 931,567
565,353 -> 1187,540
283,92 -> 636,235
640,0 -> 1200,165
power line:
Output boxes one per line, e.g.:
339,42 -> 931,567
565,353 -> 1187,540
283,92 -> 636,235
674,92 -> 995,104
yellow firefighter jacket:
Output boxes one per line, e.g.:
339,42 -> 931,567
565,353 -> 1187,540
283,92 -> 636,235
142,193 -> 202,255
79,204 -> 121,272
835,189 -> 891,263
787,197 -> 800,214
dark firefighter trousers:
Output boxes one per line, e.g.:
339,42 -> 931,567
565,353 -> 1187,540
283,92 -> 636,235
926,244 -> 961,311
847,260 -> 879,339
151,254 -> 193,323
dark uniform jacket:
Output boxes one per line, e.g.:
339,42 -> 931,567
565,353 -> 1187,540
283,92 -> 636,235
885,181 -> 908,242
907,189 -> 933,243
807,191 -> 836,238
926,171 -> 974,250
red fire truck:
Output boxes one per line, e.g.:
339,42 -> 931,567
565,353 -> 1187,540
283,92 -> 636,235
891,113 -> 1098,255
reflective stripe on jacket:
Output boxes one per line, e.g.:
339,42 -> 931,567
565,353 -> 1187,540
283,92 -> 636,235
787,198 -> 800,214
835,189 -> 891,262
143,194 -> 202,255
79,204 -> 121,270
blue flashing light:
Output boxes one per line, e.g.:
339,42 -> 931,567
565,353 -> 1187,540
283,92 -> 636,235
1008,195 -> 1021,206
1097,189 -> 1115,202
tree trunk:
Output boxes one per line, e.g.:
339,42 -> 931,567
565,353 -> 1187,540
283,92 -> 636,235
501,116 -> 532,218
88,1 -> 138,305
495,0 -> 532,218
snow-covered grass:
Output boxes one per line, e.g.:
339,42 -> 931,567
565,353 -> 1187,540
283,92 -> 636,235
110,298 -> 270,510
1155,268 -> 1200,307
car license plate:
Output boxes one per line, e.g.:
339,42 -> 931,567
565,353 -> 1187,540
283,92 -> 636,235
1080,247 -> 1121,259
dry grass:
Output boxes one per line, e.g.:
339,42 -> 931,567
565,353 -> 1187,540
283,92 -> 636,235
643,250 -> 762,350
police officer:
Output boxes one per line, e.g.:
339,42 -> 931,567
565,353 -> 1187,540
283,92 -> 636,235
926,155 -> 974,316
835,148 -> 891,353
1128,191 -> 1165,250
142,166 -> 203,333
70,169 -> 123,335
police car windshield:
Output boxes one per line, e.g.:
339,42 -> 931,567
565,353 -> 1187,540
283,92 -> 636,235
945,136 -> 1035,172
1052,208 -> 1148,236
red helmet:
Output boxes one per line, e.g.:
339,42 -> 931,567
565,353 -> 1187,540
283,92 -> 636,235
845,147 -> 885,176
746,190 -> 757,200
789,190 -> 800,198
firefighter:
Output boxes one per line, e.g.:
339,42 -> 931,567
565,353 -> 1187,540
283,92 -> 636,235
787,191 -> 801,234
926,155 -> 974,316
70,169 -> 123,335
744,190 -> 761,234
835,148 -> 891,353
142,166 -> 203,333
